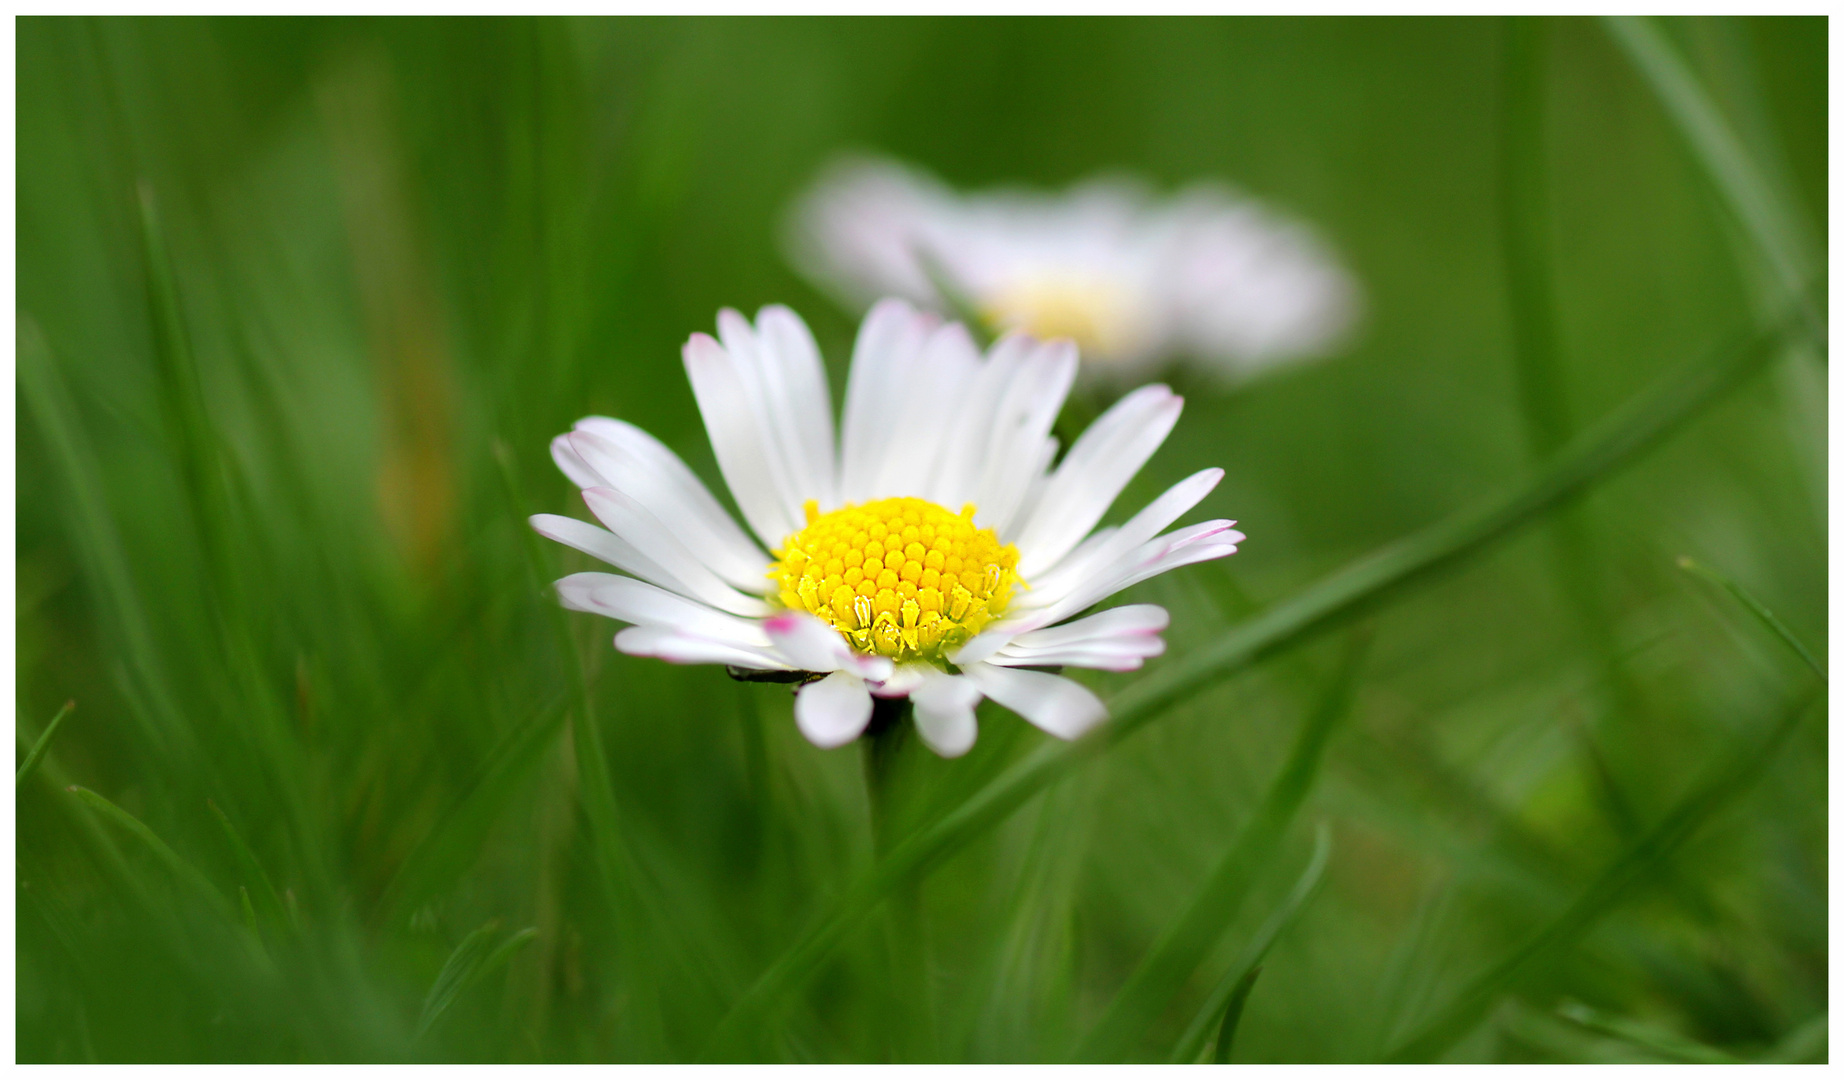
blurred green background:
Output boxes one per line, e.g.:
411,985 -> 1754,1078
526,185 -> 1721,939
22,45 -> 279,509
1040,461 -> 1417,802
15,16 -> 1826,1063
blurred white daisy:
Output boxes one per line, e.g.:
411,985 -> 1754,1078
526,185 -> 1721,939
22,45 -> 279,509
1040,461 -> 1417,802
785,155 -> 1359,384
533,300 -> 1241,757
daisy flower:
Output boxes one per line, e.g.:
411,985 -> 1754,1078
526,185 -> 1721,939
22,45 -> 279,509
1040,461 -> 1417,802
785,155 -> 1359,384
532,299 -> 1242,757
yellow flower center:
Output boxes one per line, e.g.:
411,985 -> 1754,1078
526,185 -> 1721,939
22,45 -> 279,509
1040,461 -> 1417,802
770,497 -> 1024,663
980,275 -> 1147,361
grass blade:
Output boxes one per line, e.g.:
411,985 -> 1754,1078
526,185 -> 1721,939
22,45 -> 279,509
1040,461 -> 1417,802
411,921 -> 534,1039
1601,17 -> 1826,520
207,799 -> 291,933
480,927 -> 540,978
699,302 -> 1812,1059
1382,688 -> 1820,1061
1076,635 -> 1366,1062
238,886 -> 261,937
18,319 -> 189,759
68,785 -> 227,917
1499,16 -> 1571,458
1172,822 -> 1336,1064
17,700 -> 75,785
376,696 -> 570,925
1501,13 -> 1662,858
496,438 -> 715,1055
490,439 -> 635,920
1602,17 -> 1815,310
1211,965 -> 1262,1064
1553,1000 -> 1742,1064
1678,556 -> 1824,681
416,921 -> 538,1040
135,182 -> 234,581
1763,1012 -> 1826,1064
418,922 -> 501,1039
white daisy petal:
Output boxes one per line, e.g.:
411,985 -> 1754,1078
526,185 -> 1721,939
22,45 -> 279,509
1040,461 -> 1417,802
762,612 -> 894,683
876,321 -> 983,502
874,663 -> 931,700
989,646 -> 1160,672
756,304 -> 839,507
567,428 -> 768,591
580,488 -> 773,618
1027,521 -> 1243,628
1004,603 -> 1169,649
1012,383 -> 1183,575
554,572 -> 772,648
933,333 -> 1037,513
949,628 -> 1014,669
572,418 -> 768,554
550,434 -> 606,489
614,625 -> 792,670
911,669 -> 981,758
1168,185 -> 1361,374
972,338 -> 1077,536
961,663 -> 1108,741
993,631 -> 1168,673
785,157 -> 948,309
839,299 -> 934,503
785,155 -> 1359,383
795,670 -> 875,749
1025,468 -> 1224,599
683,331 -> 801,545
529,513 -> 691,600
716,308 -> 827,520
970,606 -> 1170,672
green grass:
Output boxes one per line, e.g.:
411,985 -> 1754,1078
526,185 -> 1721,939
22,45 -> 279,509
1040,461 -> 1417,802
16,16 -> 1826,1062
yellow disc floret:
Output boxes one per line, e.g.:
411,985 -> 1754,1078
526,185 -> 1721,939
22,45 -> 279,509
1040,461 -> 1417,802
980,275 -> 1149,361
770,497 -> 1024,664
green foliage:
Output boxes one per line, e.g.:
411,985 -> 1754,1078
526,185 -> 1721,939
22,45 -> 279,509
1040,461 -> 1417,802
1172,822 -> 1335,1064
16,700 -> 75,785
17,15 -> 1825,1062
1677,556 -> 1825,680
1077,637 -> 1365,1062
417,922 -> 539,1040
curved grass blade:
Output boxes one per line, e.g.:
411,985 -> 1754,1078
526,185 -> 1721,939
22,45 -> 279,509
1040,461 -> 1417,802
1077,636 -> 1366,1063
1601,16 -> 1826,520
1502,14 -> 1655,847
17,700 -> 75,785
1171,822 -> 1335,1064
416,921 -> 539,1040
1211,965 -> 1262,1064
1383,689 -> 1820,1061
492,439 -> 641,942
1601,17 -> 1815,311
135,182 -> 235,581
238,886 -> 260,937
1763,1012 -> 1826,1064
1678,556 -> 1824,681
134,186 -> 325,884
1554,1000 -> 1742,1064
698,304 -> 1812,1059
496,438 -> 731,1053
19,320 -> 188,760
207,799 -> 291,933
376,694 -> 570,925
68,785 -> 227,918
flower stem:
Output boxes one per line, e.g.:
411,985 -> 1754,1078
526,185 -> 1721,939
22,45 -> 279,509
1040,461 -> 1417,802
860,700 -> 936,1060
861,697 -> 912,856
